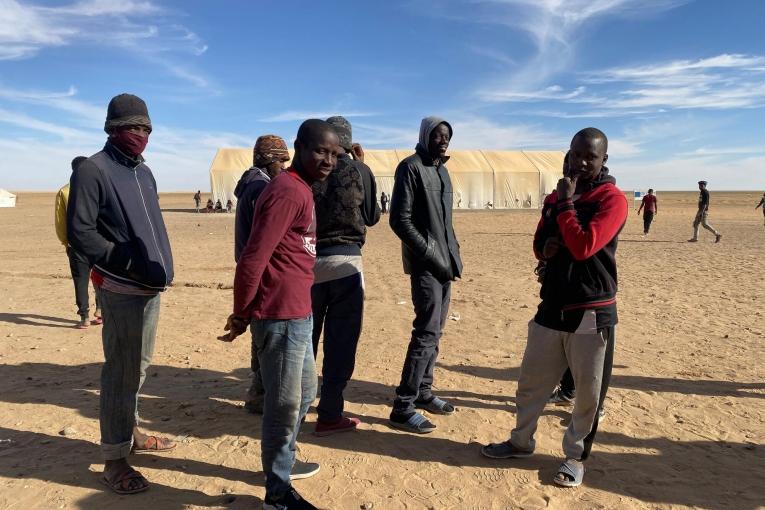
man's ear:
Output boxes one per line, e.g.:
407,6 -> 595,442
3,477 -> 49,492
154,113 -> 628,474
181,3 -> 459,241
603,153 -> 609,164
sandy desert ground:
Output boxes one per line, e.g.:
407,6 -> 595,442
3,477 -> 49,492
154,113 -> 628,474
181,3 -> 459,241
0,190 -> 763,510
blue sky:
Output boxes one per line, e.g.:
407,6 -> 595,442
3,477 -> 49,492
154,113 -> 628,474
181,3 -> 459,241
1,0 -> 764,190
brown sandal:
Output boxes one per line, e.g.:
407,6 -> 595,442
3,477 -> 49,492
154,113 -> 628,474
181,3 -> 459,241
132,435 -> 176,454
100,467 -> 149,494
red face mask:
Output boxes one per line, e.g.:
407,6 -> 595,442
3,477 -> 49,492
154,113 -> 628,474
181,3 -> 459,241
111,129 -> 149,157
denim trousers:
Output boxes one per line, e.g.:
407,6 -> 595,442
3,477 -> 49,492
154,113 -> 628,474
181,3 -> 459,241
99,288 -> 160,460
392,271 -> 451,416
311,272 -> 364,423
252,316 -> 317,499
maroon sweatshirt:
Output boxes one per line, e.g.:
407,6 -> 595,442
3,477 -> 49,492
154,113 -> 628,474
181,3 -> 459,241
233,168 -> 317,320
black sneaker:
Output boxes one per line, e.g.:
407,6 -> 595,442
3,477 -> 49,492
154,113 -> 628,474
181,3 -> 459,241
290,460 -> 320,480
547,387 -> 575,406
264,488 -> 318,510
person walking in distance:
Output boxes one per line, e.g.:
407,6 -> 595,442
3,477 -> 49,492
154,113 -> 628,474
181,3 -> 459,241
688,180 -> 722,243
388,117 -> 463,434
637,189 -> 658,236
755,192 -> 765,226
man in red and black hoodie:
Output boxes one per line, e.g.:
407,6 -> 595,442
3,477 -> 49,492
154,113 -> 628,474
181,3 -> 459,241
482,128 -> 628,488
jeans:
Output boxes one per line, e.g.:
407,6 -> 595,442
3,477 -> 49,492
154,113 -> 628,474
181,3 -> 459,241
311,273 -> 364,423
67,247 -> 99,318
99,289 -> 160,460
253,316 -> 317,499
392,271 -> 451,416
247,336 -> 265,403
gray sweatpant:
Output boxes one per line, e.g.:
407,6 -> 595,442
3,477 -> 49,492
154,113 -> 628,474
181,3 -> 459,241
692,210 -> 719,239
510,311 -> 607,461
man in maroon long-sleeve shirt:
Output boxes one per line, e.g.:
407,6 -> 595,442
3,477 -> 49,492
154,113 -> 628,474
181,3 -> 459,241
219,119 -> 339,510
482,128 -> 628,489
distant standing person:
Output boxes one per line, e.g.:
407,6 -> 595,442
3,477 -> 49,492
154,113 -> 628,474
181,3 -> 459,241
226,199 -> 233,213
380,191 -> 389,214
194,190 -> 201,212
388,117 -> 463,434
688,180 -> 722,243
68,93 -> 176,495
56,156 -> 102,329
233,134 -> 290,414
755,193 -> 765,226
637,189 -> 658,235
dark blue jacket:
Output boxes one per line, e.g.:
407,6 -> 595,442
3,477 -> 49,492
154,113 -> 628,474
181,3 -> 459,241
233,167 -> 271,262
67,142 -> 174,291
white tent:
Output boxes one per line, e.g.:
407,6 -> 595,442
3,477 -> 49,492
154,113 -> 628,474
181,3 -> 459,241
0,189 -> 16,208
208,148 -> 564,209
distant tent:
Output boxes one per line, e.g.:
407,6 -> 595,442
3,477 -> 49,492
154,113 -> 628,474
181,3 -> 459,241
0,189 -> 16,208
208,148 -> 564,209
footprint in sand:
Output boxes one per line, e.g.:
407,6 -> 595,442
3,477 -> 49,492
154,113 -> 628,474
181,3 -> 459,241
511,471 -> 532,485
472,468 -> 505,485
341,453 -> 366,466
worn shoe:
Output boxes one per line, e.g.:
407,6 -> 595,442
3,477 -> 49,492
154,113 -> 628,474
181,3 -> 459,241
314,416 -> 360,437
290,460 -> 320,481
715,233 -> 722,243
75,318 -> 89,329
414,396 -> 455,415
263,488 -> 318,510
481,440 -> 534,459
389,412 -> 436,434
547,387 -> 575,406
687,238 -> 698,242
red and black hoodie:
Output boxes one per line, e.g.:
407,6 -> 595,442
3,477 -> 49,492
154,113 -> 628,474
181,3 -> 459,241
533,169 -> 628,331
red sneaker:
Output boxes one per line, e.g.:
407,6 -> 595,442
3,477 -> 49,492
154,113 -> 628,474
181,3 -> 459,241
314,417 -> 360,437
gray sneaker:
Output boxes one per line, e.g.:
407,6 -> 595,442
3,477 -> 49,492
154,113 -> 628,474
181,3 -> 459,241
290,460 -> 320,481
481,441 -> 534,459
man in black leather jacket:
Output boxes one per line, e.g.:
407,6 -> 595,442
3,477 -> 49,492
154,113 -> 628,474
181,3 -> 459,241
388,116 -> 463,434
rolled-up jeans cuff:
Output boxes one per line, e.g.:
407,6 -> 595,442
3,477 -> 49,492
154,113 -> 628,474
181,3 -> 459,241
101,439 -> 133,460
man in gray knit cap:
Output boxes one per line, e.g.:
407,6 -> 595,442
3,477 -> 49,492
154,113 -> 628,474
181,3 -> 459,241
388,117 -> 463,434
68,93 -> 175,494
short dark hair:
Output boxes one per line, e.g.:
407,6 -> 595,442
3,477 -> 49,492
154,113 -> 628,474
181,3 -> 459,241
573,127 -> 608,151
71,156 -> 88,171
648,188 -> 654,193
296,119 -> 335,147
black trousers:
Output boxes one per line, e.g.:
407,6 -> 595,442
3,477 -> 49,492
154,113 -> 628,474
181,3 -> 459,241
311,273 -> 365,423
67,247 -> 97,318
643,211 -> 655,233
392,271 -> 451,416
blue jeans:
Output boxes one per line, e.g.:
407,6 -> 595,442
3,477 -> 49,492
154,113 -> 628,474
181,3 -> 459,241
99,289 -> 160,460
252,316 -> 317,499
311,273 -> 364,423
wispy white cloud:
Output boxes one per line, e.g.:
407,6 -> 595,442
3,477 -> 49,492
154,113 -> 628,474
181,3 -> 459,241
676,146 -> 765,157
0,84 -> 104,125
259,111 -> 377,122
484,53 -> 765,112
0,0 -> 210,88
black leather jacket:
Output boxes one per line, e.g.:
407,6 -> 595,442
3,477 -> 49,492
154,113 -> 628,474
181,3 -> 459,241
389,144 -> 463,281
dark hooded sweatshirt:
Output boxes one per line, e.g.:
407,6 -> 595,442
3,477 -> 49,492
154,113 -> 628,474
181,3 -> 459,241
533,168 -> 628,332
234,167 -> 271,263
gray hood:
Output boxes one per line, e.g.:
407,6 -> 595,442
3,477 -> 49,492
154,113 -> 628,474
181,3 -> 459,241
418,116 -> 453,155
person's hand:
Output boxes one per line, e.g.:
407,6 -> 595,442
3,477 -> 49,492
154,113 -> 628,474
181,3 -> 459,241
351,143 -> 365,163
556,176 -> 577,201
542,238 -> 562,259
218,314 -> 249,342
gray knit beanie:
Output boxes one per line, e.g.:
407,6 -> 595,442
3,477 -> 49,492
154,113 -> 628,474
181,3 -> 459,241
104,93 -> 152,133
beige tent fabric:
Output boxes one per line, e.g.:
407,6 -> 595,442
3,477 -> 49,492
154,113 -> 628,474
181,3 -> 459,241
208,148 -> 564,209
